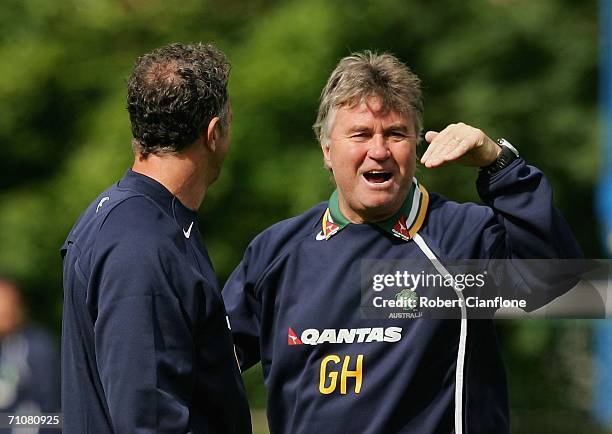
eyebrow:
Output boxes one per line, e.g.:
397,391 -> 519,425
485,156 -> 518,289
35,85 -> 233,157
344,123 -> 416,136
346,125 -> 371,134
346,124 -> 411,134
384,124 -> 411,133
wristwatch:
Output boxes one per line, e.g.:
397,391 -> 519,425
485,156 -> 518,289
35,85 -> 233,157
480,138 -> 519,175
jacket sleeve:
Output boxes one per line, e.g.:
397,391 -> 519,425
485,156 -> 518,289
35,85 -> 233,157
222,243 -> 262,372
476,158 -> 583,260
476,158 -> 585,310
90,222 -> 198,433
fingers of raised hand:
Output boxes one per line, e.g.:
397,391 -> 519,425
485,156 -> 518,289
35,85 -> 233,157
421,123 -> 481,168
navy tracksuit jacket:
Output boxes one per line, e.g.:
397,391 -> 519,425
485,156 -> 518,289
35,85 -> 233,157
222,159 -> 582,434
61,170 -> 252,434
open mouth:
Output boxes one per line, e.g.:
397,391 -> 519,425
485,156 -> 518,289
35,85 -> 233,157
363,171 -> 392,184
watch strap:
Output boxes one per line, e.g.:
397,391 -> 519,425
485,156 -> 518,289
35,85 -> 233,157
480,138 -> 519,175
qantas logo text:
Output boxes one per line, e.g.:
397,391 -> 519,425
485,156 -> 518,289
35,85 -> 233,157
287,327 -> 402,346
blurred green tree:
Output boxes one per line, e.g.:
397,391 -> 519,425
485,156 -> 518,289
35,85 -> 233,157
0,1 -> 604,433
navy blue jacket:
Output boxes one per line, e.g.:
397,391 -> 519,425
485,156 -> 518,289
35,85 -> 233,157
222,159 -> 582,434
61,170 -> 251,434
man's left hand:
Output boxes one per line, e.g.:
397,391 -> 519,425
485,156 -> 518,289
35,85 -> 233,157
420,122 -> 501,168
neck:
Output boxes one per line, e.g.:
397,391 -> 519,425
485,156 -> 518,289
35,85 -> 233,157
338,203 -> 398,224
132,151 -> 208,210
337,191 -> 408,224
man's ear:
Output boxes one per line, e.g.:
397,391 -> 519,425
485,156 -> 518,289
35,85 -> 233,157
321,141 -> 332,170
205,116 -> 222,152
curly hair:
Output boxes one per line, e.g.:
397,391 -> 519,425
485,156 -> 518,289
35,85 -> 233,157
127,42 -> 231,156
313,51 -> 423,146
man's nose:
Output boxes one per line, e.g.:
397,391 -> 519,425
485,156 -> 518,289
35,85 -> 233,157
367,133 -> 390,160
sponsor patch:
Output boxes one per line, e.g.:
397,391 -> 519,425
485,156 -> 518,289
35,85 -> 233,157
288,327 -> 303,345
287,327 -> 402,346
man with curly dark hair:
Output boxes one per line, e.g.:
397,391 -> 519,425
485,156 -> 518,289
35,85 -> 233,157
61,42 -> 251,434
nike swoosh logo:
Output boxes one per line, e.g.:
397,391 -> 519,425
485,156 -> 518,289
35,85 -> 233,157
96,197 -> 109,213
183,221 -> 194,239
315,231 -> 327,241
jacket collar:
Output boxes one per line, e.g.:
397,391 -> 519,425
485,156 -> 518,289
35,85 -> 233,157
118,169 -> 198,230
321,178 -> 429,241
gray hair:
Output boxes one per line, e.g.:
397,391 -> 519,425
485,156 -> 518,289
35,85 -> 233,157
313,51 -> 423,145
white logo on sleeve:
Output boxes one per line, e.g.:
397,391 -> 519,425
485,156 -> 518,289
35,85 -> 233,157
183,221 -> 194,239
96,196 -> 110,213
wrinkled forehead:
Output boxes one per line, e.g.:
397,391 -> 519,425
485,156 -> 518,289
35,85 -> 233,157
334,93 -> 414,124
331,94 -> 416,130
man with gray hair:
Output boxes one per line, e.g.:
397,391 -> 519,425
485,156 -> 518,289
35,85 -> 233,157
223,51 -> 581,433
62,43 -> 251,434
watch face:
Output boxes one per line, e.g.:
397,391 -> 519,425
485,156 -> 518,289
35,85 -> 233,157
497,138 -> 519,157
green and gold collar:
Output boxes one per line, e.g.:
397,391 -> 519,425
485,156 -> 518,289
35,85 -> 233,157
320,178 -> 429,241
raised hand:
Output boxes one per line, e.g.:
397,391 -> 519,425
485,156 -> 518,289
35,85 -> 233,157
420,122 -> 501,168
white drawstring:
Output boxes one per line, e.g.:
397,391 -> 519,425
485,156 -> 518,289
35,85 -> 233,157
413,233 -> 467,434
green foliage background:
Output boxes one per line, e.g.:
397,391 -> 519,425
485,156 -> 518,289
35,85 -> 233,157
0,1 -> 607,432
